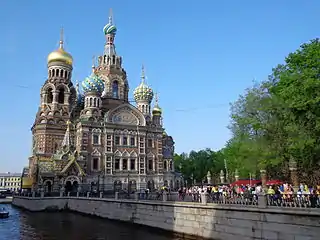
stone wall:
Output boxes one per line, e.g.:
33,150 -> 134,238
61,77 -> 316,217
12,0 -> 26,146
13,196 -> 320,240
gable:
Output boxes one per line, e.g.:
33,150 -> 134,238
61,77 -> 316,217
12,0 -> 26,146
105,103 -> 146,126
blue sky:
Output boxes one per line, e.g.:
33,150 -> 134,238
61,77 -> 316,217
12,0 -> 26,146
0,1 -> 318,172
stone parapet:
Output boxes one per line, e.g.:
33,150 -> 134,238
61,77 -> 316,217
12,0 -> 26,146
12,196 -> 320,240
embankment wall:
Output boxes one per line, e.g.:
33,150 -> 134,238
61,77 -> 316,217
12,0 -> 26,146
13,196 -> 320,240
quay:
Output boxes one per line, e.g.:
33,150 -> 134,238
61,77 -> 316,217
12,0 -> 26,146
13,192 -> 320,240
0,197 -> 12,204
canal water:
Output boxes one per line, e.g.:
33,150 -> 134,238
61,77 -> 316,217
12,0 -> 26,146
0,204 -> 179,240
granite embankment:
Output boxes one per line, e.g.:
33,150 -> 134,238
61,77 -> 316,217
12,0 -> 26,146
13,196 -> 320,240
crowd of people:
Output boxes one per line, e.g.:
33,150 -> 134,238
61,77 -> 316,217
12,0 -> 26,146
175,182 -> 320,207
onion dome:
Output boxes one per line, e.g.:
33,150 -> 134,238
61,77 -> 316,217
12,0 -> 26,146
103,12 -> 117,35
134,65 -> 154,103
47,29 -> 73,65
152,105 -> 162,116
103,22 -> 117,35
152,93 -> 162,116
81,71 -> 104,94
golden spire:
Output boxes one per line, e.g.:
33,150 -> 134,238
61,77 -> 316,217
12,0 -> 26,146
59,27 -> 64,49
141,64 -> 145,83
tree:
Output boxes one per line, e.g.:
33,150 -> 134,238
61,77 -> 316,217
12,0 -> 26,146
225,38 -> 320,184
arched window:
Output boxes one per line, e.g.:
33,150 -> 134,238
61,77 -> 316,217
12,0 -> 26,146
112,81 -> 119,98
56,69 -> 59,77
52,69 -> 55,77
89,98 -> 92,106
93,98 -> 97,107
142,105 -> 145,113
47,88 -> 53,103
58,88 -> 65,104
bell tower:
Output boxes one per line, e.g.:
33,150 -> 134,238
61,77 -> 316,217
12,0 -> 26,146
31,29 -> 76,156
95,9 -> 129,103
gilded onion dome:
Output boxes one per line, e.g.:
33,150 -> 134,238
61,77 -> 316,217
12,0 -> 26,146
47,29 -> 73,65
81,69 -> 104,94
152,93 -> 162,116
134,65 -> 154,103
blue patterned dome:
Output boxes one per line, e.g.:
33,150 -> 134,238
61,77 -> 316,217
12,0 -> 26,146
81,73 -> 104,94
103,23 -> 117,35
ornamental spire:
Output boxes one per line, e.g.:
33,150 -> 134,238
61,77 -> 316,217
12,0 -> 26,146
62,120 -> 72,148
109,8 -> 113,25
141,64 -> 145,83
59,27 -> 64,49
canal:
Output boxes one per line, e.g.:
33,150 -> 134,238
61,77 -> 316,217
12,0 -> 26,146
0,204 -> 179,240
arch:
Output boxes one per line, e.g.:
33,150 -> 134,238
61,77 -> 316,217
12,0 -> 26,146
92,148 -> 101,156
129,151 -> 137,157
48,119 -> 55,124
89,98 -> 92,107
56,84 -> 70,93
164,160 -> 168,170
122,150 -> 130,157
52,69 -> 55,77
93,98 -> 97,107
56,69 -> 60,76
112,80 -> 119,98
43,180 -> 53,193
105,103 -> 146,127
64,175 -> 80,184
114,150 -> 122,157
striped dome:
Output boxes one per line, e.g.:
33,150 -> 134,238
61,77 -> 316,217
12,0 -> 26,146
103,23 -> 117,35
81,73 -> 104,94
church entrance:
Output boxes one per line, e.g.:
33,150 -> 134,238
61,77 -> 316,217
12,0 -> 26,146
65,181 -> 72,192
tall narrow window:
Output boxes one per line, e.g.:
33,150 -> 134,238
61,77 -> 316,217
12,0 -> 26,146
93,135 -> 99,145
115,136 -> 120,145
112,81 -> 119,98
123,136 -> 128,145
122,158 -> 128,170
47,88 -> 53,103
58,88 -> 65,104
130,137 -> 135,146
115,158 -> 120,170
148,159 -> 153,171
93,158 -> 99,170
130,159 -> 136,170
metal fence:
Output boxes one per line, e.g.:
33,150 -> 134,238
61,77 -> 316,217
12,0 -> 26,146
15,191 -> 320,208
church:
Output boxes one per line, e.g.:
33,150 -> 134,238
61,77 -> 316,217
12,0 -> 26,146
26,12 -> 179,193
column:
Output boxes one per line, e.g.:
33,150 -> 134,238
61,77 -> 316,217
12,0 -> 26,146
289,158 -> 299,189
120,158 -> 123,171
260,169 -> 267,190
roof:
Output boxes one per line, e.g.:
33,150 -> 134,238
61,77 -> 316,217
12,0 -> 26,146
0,172 -> 21,177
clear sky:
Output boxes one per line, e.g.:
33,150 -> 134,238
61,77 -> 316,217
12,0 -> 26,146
0,1 -> 318,172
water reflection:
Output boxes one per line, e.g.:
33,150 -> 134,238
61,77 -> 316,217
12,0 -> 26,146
0,204 -> 176,240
